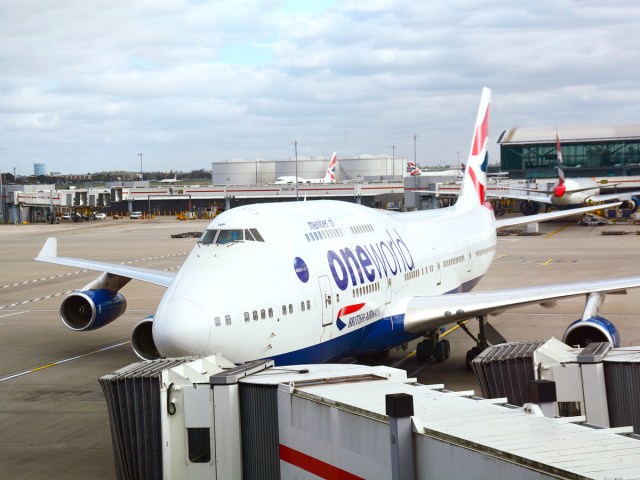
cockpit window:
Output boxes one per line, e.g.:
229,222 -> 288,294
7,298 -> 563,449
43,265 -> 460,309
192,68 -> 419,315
200,228 -> 265,244
200,229 -> 218,245
250,228 -> 264,242
216,229 -> 243,244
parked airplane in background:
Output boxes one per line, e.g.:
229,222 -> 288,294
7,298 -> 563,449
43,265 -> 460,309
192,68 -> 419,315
497,132 -> 640,215
159,175 -> 179,184
275,152 -> 337,184
407,161 -> 463,178
35,89 -> 638,369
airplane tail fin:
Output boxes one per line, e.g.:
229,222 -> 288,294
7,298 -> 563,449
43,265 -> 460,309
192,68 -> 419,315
324,152 -> 337,183
554,129 -> 567,197
456,87 -> 491,210
407,161 -> 422,176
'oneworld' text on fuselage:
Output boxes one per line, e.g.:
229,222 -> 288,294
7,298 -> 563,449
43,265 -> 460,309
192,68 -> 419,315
327,229 -> 415,290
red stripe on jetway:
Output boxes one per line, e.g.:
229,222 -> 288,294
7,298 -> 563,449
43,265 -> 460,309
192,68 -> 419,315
279,444 -> 364,480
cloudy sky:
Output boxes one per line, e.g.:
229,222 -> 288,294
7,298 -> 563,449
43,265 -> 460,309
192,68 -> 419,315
1,0 -> 639,175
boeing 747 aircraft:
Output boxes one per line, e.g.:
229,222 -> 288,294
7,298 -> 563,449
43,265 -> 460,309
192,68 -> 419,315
35,89 -> 640,367
275,152 -> 337,184
497,132 -> 640,215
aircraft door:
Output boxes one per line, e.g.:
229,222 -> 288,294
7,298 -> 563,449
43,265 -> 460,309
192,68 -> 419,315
318,275 -> 334,327
432,248 -> 442,286
385,277 -> 392,304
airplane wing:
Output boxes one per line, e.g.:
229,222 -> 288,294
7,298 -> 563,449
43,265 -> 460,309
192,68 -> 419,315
487,190 -> 554,203
34,238 -> 176,287
403,275 -> 640,334
587,191 -> 640,204
495,202 -> 621,229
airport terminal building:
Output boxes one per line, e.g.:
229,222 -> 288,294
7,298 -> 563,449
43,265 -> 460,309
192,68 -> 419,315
497,125 -> 640,179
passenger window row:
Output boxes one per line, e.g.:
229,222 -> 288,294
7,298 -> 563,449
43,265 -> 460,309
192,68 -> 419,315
353,282 -> 380,298
349,224 -> 374,234
213,300 -> 313,327
305,228 -> 344,242
444,255 -> 464,268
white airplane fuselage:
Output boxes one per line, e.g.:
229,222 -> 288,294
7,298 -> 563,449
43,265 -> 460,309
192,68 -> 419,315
551,178 -> 600,209
152,200 -> 497,364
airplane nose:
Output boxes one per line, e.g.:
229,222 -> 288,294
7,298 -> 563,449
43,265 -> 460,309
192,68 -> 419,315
153,297 -> 211,357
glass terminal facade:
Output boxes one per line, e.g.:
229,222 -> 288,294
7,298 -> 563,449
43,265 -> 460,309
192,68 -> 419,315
499,130 -> 640,179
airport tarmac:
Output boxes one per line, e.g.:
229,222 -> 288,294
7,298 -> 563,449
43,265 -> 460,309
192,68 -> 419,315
1,215 -> 639,479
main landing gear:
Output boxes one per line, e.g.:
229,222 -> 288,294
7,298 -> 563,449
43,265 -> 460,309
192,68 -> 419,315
415,315 -> 506,370
415,330 -> 450,363
459,314 -> 507,370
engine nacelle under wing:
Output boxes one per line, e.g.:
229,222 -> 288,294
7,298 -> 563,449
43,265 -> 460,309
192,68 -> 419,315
562,316 -> 620,348
131,317 -> 161,360
60,289 -> 127,331
621,195 -> 640,214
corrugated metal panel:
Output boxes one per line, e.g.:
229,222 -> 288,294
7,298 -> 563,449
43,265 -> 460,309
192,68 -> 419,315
471,341 -> 543,405
604,349 -> 640,433
99,358 -> 191,480
498,125 -> 640,144
239,383 -> 280,479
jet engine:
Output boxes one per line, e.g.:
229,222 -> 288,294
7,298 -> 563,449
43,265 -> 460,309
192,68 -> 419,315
621,195 -> 640,214
60,289 -> 127,331
562,291 -> 620,348
131,318 -> 161,360
562,316 -> 620,348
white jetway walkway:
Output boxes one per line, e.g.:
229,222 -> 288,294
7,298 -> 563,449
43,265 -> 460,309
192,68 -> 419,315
100,355 -> 640,480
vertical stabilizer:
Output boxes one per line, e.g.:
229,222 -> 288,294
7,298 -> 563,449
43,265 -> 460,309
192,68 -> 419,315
324,152 -> 337,183
407,161 -> 422,176
554,129 -> 567,197
456,87 -> 491,210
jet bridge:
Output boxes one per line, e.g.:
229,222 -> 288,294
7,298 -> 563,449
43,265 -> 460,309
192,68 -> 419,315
100,353 -> 640,480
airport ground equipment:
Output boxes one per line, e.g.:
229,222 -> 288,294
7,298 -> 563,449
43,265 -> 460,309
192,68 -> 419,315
101,354 -> 640,479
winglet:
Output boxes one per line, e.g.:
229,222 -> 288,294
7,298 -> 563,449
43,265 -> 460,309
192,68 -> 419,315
36,238 -> 57,259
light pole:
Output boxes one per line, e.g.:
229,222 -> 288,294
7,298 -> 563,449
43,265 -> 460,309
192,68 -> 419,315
410,134 -> 420,209
390,145 -> 397,177
291,140 -> 299,201
137,153 -> 143,181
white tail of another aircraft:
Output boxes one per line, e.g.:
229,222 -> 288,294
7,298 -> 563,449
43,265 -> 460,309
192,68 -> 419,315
323,152 -> 337,183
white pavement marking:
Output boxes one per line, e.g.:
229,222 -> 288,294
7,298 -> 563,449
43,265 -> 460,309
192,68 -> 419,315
0,310 -> 29,319
0,341 -> 130,382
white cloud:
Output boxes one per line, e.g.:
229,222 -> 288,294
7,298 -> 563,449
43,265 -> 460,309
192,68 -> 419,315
0,0 -> 639,173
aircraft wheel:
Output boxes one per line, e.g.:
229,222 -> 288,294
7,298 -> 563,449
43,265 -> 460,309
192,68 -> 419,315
434,342 -> 446,363
465,346 -> 482,371
416,340 -> 434,362
442,339 -> 451,360
520,200 -> 541,216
